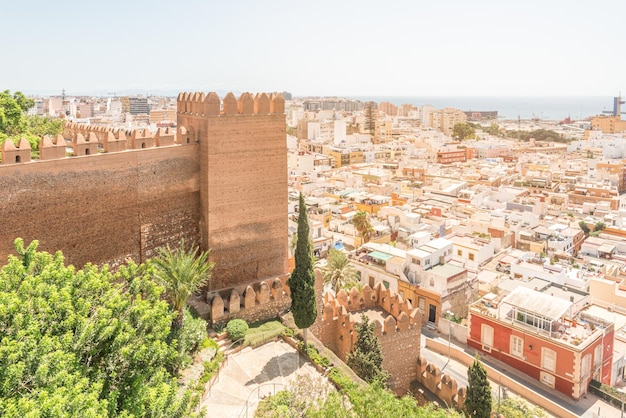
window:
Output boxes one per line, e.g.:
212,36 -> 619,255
541,348 -> 556,372
382,281 -> 390,289
481,324 -> 494,347
457,249 -> 462,256
413,258 -> 421,265
594,344 -> 603,367
510,335 -> 524,358
418,297 -> 426,314
469,253 -> 475,261
425,259 -> 430,266
582,354 -> 591,378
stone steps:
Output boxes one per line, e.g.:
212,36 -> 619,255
199,340 -> 323,417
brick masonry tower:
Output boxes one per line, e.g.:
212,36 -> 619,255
177,92 -> 288,291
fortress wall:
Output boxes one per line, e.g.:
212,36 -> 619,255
317,283 -> 422,392
0,144 -> 200,268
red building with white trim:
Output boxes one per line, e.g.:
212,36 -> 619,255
468,287 -> 614,399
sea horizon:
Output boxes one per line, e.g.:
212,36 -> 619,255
350,95 -> 617,121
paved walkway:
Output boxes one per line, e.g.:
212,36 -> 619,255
200,340 -> 324,417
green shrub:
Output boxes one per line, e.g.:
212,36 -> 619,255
226,319 -> 249,342
297,343 -> 331,368
201,337 -> 219,350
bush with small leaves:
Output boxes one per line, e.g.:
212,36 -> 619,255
226,319 -> 249,342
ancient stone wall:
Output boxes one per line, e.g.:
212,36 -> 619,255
413,355 -> 466,411
0,142 -> 200,268
193,274 -> 291,327
1,91 -> 288,317
315,283 -> 422,392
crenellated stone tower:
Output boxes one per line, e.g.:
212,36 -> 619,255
176,92 -> 288,291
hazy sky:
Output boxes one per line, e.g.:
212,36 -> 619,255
2,0 -> 624,97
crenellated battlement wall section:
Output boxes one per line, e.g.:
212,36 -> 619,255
0,92 -> 288,295
413,355 -> 467,411
315,283 -> 422,392
190,273 -> 291,327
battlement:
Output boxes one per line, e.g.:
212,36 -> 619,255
194,275 -> 291,327
316,282 -> 422,392
176,91 -> 285,116
0,123 -> 187,165
414,355 -> 467,411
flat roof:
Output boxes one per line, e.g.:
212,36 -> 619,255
368,251 -> 394,262
430,263 -> 466,278
501,287 -> 572,321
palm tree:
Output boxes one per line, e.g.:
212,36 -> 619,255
151,240 -> 214,329
321,248 -> 359,294
353,210 -> 374,244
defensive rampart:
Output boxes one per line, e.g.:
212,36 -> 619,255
191,274 -> 291,327
315,283 -> 422,392
0,92 -> 288,295
0,136 -> 200,268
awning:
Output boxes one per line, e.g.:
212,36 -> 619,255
368,251 -> 393,262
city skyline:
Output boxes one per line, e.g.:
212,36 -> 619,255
2,0 -> 625,97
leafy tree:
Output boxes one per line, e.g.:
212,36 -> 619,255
347,314 -> 389,384
288,192 -> 317,346
352,210 -> 374,243
465,356 -> 492,418
0,90 -> 63,158
150,239 -> 214,330
579,220 -> 590,235
452,122 -> 476,140
321,248 -> 359,294
484,122 -> 500,136
260,378 -> 463,418
0,90 -> 27,136
496,396 -> 547,418
0,239 -> 201,418
594,221 -> 606,232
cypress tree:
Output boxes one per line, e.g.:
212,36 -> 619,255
465,356 -> 492,418
347,313 -> 389,384
288,192 -> 317,345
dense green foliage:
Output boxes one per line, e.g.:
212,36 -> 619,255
452,123 -> 476,140
465,357 -> 492,418
496,396 -> 546,418
320,248 -> 359,294
0,90 -> 63,158
505,128 -> 568,143
352,210 -> 374,243
346,314 -> 389,384
226,319 -> 249,342
0,239 -> 204,417
288,193 -> 317,337
481,122 -> 501,136
150,240 -> 213,330
256,377 -> 462,418
298,342 -> 331,368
